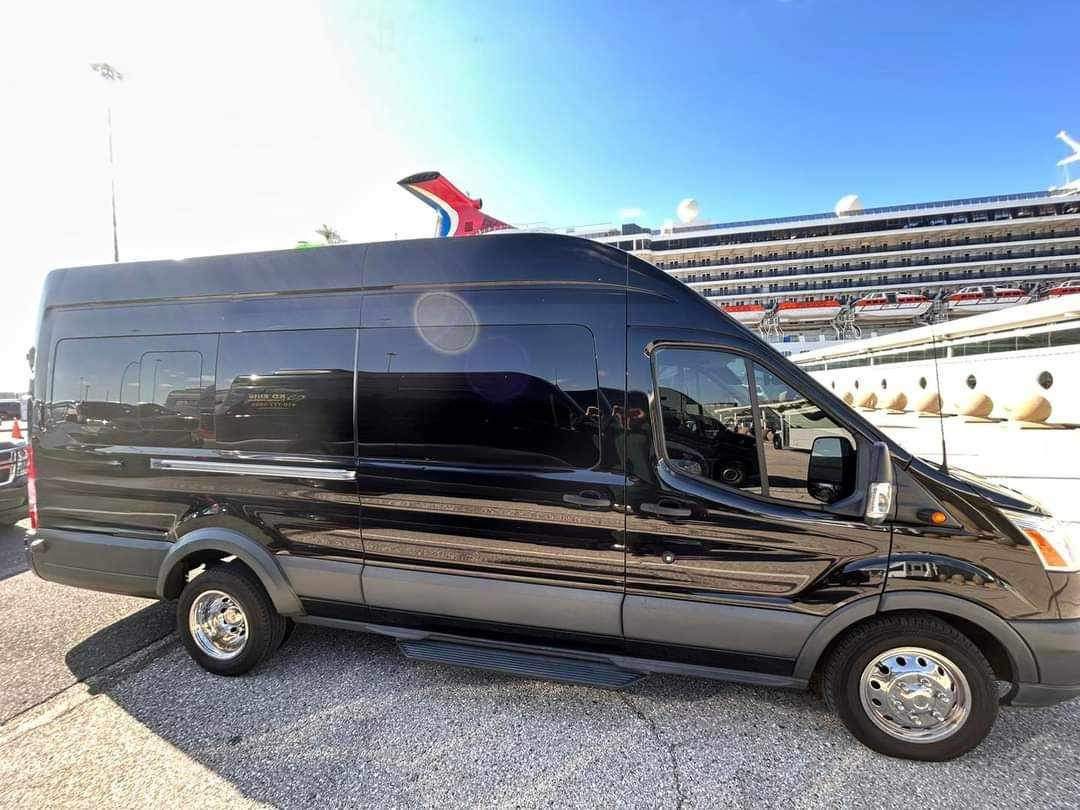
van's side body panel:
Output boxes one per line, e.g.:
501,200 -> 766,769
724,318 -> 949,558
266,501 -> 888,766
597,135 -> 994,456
26,235 -> 1078,696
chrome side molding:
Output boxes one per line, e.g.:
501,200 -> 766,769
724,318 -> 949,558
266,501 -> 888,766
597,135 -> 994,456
150,458 -> 356,481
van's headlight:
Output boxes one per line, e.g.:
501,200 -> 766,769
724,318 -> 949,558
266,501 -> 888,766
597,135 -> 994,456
1005,511 -> 1080,573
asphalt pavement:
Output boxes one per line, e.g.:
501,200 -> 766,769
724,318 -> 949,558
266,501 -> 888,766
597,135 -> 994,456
2,521 -> 1080,809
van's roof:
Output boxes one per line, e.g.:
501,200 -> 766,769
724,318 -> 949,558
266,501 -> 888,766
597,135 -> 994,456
42,233 -> 692,310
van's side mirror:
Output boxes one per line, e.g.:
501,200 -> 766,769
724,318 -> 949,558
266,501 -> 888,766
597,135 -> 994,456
807,435 -> 856,504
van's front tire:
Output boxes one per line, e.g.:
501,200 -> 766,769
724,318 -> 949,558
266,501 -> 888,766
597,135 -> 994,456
177,563 -> 286,676
823,614 -> 998,761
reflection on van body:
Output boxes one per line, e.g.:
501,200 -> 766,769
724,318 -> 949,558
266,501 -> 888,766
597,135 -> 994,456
216,370 -> 354,456
25,234 -> 1080,762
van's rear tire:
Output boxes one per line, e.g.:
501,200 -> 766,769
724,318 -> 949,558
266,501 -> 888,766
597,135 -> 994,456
177,563 -> 286,676
822,614 -> 998,761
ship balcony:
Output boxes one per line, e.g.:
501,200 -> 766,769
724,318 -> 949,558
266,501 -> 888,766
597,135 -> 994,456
681,251 -> 1080,291
703,263 -> 1080,302
661,229 -> 1080,277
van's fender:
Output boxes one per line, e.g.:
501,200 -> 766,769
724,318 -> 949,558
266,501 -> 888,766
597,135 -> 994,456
879,590 -> 1038,683
792,596 -> 880,682
792,592 -> 1038,684
156,527 -> 305,616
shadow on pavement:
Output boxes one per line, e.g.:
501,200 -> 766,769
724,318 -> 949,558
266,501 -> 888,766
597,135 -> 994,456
65,601 -> 176,685
73,618 -> 1071,808
0,522 -> 30,583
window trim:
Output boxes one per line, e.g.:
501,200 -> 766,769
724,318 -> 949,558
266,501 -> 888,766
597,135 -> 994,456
742,355 -> 772,498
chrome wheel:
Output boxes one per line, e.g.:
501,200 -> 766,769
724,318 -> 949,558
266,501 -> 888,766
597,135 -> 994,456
859,646 -> 971,743
188,589 -> 248,660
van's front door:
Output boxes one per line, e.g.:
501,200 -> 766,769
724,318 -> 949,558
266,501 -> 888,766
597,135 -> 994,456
622,328 -> 892,675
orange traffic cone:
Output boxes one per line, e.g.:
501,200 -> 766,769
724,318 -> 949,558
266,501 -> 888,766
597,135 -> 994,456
10,420 -> 23,440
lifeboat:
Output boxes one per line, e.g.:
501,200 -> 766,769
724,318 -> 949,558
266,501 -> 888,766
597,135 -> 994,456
1047,279 -> 1080,298
946,286 -> 1030,314
776,298 -> 843,323
719,302 -> 765,324
853,292 -> 932,320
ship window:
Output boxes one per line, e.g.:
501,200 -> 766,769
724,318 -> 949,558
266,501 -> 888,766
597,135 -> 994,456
990,337 -> 1019,353
1049,327 -> 1080,347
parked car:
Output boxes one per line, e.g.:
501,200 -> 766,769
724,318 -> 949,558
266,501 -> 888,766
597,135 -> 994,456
0,398 -> 22,422
25,234 -> 1080,761
0,439 -> 28,525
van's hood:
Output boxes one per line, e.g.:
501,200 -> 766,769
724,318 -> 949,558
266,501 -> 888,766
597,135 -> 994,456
907,456 -> 1042,514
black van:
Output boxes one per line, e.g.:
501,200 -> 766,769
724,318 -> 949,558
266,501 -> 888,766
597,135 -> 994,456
25,234 -> 1080,760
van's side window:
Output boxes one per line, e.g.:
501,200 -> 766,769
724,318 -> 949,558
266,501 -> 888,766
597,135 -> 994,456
214,330 -> 355,456
356,324 -> 599,468
50,335 -> 216,447
653,347 -> 856,505
653,348 -> 763,494
753,366 -> 853,504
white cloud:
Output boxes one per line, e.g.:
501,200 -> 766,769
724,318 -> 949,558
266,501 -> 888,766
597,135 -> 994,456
618,207 -> 643,221
0,1 -> 435,390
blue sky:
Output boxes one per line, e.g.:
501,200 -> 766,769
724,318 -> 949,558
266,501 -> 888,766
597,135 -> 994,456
0,1 -> 1077,388
330,0 -> 1079,228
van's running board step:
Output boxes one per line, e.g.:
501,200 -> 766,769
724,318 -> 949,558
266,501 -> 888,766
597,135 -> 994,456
398,639 -> 644,689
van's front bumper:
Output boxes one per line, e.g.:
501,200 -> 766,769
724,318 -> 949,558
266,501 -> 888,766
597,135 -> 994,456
1008,619 -> 1080,706
26,528 -> 168,599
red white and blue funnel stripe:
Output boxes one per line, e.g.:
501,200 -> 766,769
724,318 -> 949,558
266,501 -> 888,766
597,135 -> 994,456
398,172 -> 513,238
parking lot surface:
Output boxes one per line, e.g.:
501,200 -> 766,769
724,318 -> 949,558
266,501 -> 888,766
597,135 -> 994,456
2,521 -> 1080,809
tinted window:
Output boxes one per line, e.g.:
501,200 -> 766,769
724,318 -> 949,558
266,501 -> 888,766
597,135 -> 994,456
754,366 -> 853,504
214,330 -> 355,456
50,335 -> 216,447
356,324 -> 599,468
653,348 -> 762,493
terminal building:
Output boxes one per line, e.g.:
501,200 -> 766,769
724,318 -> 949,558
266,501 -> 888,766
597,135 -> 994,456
580,188 -> 1080,346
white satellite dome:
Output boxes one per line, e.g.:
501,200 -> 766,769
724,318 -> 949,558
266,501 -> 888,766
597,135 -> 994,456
676,198 -> 700,224
834,194 -> 863,216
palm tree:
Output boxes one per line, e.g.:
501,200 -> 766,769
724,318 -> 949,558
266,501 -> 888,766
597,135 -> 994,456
315,224 -> 344,244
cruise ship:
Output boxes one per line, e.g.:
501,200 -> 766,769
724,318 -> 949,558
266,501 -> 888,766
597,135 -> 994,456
398,141 -> 1080,346
581,188 -> 1080,342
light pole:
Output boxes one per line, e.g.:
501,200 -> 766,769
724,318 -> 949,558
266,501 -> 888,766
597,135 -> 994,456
90,62 -> 124,262
151,359 -> 163,405
119,360 -> 139,404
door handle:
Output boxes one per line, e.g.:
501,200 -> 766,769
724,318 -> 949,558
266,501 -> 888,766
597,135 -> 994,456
640,501 -> 692,519
563,491 -> 612,509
